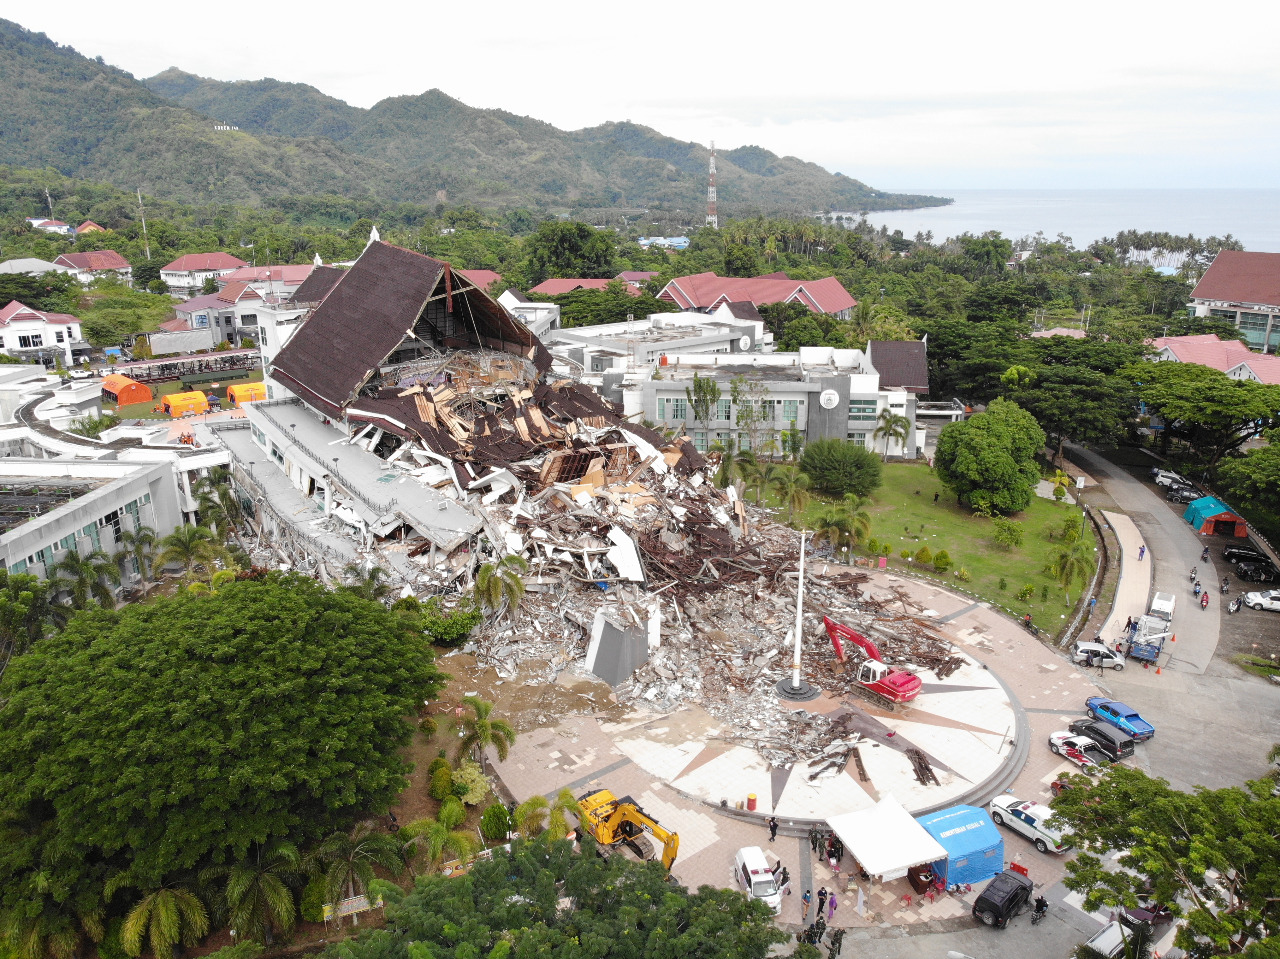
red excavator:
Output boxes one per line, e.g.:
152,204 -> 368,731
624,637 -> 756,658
824,616 -> 922,710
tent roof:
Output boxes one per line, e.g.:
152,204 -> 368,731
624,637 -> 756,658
1185,495 -> 1238,523
827,796 -> 947,876
916,805 -> 1002,857
101,373 -> 143,391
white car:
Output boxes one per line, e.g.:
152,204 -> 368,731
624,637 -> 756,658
1153,470 -> 1188,488
733,846 -> 783,914
1245,590 -> 1280,612
988,796 -> 1071,854
1071,641 -> 1125,670
1048,731 -> 1110,773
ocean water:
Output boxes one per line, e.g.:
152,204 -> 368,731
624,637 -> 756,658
859,189 -> 1280,253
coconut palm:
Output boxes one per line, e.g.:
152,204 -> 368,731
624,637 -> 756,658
121,886 -> 209,958
193,471 -> 242,535
841,494 -> 874,547
402,799 -> 475,874
0,899 -> 104,959
157,525 -> 216,581
307,822 -> 403,925
547,788 -> 579,841
50,548 -> 120,610
873,409 -> 912,462
473,555 -> 528,623
769,466 -> 811,524
341,563 -> 393,603
199,842 -> 299,945
456,696 -> 517,763
1053,539 -> 1096,606
810,507 -> 853,554
513,795 -> 549,837
186,568 -> 239,597
116,525 -> 158,593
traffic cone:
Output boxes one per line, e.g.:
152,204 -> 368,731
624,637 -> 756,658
1156,666 -> 1162,674
1170,634 -> 1176,643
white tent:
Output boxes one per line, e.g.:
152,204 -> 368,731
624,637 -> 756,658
827,795 -> 948,881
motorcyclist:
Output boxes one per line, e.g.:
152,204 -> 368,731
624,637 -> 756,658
1201,592 -> 1209,609
1034,895 -> 1049,915
1194,580 -> 1202,596
1190,566 -> 1198,581
1202,547 -> 1210,562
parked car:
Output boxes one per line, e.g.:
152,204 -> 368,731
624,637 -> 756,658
732,846 -> 783,914
1166,486 -> 1203,504
1085,697 -> 1155,741
1224,543 -> 1270,565
1083,920 -> 1132,958
1071,641 -> 1125,670
1236,562 -> 1279,584
989,796 -> 1071,853
1067,718 -> 1136,762
1153,470 -> 1188,488
1048,732 -> 1111,773
971,868 -> 1035,927
1120,899 -> 1174,928
1244,590 -> 1280,612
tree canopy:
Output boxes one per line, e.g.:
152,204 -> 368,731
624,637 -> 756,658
934,397 -> 1046,513
0,573 -> 445,938
1051,765 -> 1280,956
326,836 -> 788,959
799,439 -> 883,497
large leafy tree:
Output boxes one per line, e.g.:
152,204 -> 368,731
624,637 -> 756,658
0,574 -> 445,935
934,397 -> 1046,514
1052,765 -> 1280,956
1218,433 -> 1280,516
521,221 -> 617,285
799,439 -> 883,497
1124,362 -> 1280,466
327,836 -> 788,959
0,570 -> 63,672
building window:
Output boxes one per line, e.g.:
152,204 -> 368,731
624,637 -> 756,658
847,432 -> 868,445
848,400 -> 877,422
670,397 -> 688,422
270,442 -> 284,466
1239,312 -> 1269,348
1209,309 -> 1238,320
694,431 -> 707,452
240,314 -> 259,327
782,399 -> 799,423
18,334 -> 43,348
193,314 -> 209,328
55,331 -> 65,343
251,424 -> 267,447
9,560 -> 27,574
716,398 -> 731,421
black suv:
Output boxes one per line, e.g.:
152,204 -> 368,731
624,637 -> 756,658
1237,561 -> 1279,584
1166,486 -> 1203,504
972,869 -> 1034,928
1224,544 -> 1269,565
1068,718 -> 1136,761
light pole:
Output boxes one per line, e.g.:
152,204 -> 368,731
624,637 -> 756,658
776,529 -> 820,701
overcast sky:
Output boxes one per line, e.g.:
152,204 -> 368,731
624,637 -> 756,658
15,1 -> 1280,191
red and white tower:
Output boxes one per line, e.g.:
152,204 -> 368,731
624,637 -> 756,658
706,142 -> 719,230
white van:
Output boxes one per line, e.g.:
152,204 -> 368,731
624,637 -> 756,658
1148,592 -> 1176,622
1071,641 -> 1124,670
733,846 -> 783,914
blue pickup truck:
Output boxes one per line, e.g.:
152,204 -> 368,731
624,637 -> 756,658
1085,697 -> 1155,742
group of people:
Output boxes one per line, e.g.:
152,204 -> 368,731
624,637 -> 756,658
807,825 -> 848,874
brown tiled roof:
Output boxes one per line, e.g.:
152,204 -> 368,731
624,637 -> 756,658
54,250 -> 131,271
270,242 -> 548,417
1191,251 -> 1280,306
868,340 -> 929,393
291,266 -> 344,305
161,252 -> 248,272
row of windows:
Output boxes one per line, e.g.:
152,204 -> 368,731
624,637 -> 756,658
659,397 -> 805,423
8,492 -> 151,575
691,430 -> 790,453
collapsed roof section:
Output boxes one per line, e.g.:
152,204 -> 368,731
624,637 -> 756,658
270,241 -> 551,418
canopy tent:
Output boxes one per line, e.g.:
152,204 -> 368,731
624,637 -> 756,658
1184,496 -> 1247,537
161,390 -> 210,417
101,373 -> 151,406
226,382 -> 267,407
916,805 -> 1004,887
827,796 -> 948,882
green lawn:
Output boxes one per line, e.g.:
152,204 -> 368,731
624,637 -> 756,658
766,461 -> 1097,631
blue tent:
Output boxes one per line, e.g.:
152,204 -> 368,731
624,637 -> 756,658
916,805 -> 1004,887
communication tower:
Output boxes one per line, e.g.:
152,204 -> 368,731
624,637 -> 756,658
706,142 -> 719,230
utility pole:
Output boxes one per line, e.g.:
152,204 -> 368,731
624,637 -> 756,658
44,187 -> 55,220
137,189 -> 150,260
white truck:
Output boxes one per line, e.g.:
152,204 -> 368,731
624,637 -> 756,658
1148,592 -> 1175,622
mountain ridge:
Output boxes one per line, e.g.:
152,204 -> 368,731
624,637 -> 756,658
0,20 -> 949,215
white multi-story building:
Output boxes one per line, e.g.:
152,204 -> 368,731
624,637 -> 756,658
0,301 -> 91,366
498,289 -> 561,338
52,250 -> 133,286
160,252 -> 249,299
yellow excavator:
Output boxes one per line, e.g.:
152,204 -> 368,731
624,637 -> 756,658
576,788 -> 680,871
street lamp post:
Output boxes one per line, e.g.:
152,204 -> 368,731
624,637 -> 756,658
776,530 -> 820,702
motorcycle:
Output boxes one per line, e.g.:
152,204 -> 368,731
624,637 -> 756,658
1229,595 -> 1244,614
1202,547 -> 1210,562
1194,581 -> 1202,596
1201,592 -> 1210,610
1221,578 -> 1230,594
1190,567 -> 1199,582
1031,898 -> 1050,925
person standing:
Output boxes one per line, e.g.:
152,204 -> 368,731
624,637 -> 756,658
809,824 -> 821,853
828,928 -> 845,957
802,889 -> 813,920
817,886 -> 828,917
828,891 -> 838,921
1138,545 -> 1146,560
768,816 -> 779,842
1124,616 -> 1133,633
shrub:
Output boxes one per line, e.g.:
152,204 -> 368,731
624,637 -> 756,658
421,597 -> 483,648
932,550 -> 953,573
800,439 -> 883,497
300,874 -> 327,922
1017,584 -> 1035,601
866,537 -> 880,556
1041,584 -> 1050,601
204,945 -> 265,959
481,803 -> 513,841
954,567 -> 972,582
429,764 -> 454,801
439,796 -> 466,829
914,546 -> 933,566
452,758 -> 490,805
427,756 -> 451,779
991,517 -> 1024,549
998,576 -> 1008,590
900,549 -> 912,560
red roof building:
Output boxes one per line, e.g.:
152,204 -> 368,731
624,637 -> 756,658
220,264 -> 317,289
659,271 -> 856,318
76,220 -> 106,234
53,250 -> 133,284
616,270 -> 659,288
1188,251 -> 1280,352
1151,333 -> 1280,385
0,300 -> 83,363
529,278 -> 641,297
160,252 -> 250,299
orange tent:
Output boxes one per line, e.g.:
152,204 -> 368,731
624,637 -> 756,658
101,374 -> 152,406
226,382 -> 267,407
161,391 -> 210,417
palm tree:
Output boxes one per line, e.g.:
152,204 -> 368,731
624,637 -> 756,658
769,466 -> 811,524
157,525 -> 221,582
547,788 -> 579,841
121,886 -> 209,958
473,555 -> 528,623
456,696 -> 516,763
200,842 -> 299,945
513,795 -> 549,837
810,506 -> 853,555
0,900 -> 104,959
193,472 -> 242,536
1053,539 -> 1096,606
841,494 -> 874,548
873,409 -> 912,462
402,799 -> 475,874
341,563 -> 393,603
307,822 -> 403,925
50,549 -> 120,610
186,569 -> 239,597
1050,469 -> 1072,502
116,526 -> 158,593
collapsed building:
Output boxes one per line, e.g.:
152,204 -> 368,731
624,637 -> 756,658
215,242 -> 967,773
